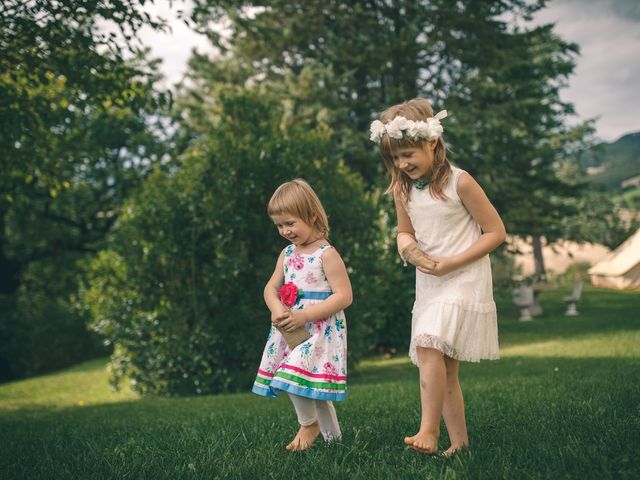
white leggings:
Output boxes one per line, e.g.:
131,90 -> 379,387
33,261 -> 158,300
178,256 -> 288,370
287,393 -> 342,442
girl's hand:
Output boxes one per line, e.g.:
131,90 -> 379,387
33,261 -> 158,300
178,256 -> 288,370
417,256 -> 457,277
278,309 -> 309,332
400,243 -> 438,270
271,310 -> 289,326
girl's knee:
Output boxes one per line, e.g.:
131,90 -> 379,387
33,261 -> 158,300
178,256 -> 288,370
445,374 -> 460,390
445,363 -> 458,375
420,377 -> 430,391
444,356 -> 459,375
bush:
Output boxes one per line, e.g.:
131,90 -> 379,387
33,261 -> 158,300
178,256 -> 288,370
82,90 -> 384,395
0,255 -> 104,381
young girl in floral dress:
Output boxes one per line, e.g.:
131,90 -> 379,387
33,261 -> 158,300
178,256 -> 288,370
252,179 -> 352,452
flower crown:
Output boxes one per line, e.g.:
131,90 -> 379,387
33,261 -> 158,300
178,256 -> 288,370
369,110 -> 448,144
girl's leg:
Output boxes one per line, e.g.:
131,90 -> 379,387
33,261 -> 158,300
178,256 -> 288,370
405,346 -> 447,454
442,356 -> 469,456
315,400 -> 342,442
286,393 -> 321,451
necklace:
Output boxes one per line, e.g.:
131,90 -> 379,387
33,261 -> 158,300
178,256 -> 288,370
414,178 -> 429,190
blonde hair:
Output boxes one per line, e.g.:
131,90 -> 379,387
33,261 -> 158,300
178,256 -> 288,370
377,98 -> 451,202
267,179 -> 330,238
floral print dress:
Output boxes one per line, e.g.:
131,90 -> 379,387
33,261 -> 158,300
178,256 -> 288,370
252,244 -> 348,401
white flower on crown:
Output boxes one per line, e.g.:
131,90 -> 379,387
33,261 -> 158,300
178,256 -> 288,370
386,116 -> 411,139
369,120 -> 386,143
369,110 -> 448,144
407,120 -> 428,138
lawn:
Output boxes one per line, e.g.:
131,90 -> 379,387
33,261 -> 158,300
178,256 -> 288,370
1,286 -> 639,479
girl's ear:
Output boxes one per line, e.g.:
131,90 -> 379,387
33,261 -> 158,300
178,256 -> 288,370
426,139 -> 438,151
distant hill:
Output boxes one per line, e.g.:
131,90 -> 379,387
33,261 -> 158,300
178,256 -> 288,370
583,132 -> 640,191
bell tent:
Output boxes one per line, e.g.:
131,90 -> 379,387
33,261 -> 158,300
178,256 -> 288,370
589,228 -> 640,290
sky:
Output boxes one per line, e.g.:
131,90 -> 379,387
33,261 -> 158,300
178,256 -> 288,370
139,0 -> 640,143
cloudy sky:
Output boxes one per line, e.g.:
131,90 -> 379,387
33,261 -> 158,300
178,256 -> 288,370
139,0 -> 640,143
533,0 -> 640,141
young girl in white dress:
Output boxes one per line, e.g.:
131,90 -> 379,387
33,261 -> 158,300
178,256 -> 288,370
252,179 -> 352,452
370,98 -> 506,456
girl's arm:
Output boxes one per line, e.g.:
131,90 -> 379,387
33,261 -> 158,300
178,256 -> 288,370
420,172 -> 506,276
278,248 -> 352,332
264,250 -> 289,323
394,190 -> 438,268
394,189 -> 418,255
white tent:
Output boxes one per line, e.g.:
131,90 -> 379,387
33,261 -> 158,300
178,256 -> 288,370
589,228 -> 640,290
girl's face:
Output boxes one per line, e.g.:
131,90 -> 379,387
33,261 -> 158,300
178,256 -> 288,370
391,140 -> 437,181
271,213 -> 318,246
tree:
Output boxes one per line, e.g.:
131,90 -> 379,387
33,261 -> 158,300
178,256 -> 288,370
0,0 -> 170,293
0,0 -> 171,379
190,0 -> 596,277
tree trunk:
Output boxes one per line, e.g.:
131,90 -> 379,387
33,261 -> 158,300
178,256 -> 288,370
0,208 -> 21,295
531,235 -> 546,279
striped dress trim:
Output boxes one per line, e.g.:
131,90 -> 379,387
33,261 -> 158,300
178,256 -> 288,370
252,364 -> 347,401
252,381 -> 347,402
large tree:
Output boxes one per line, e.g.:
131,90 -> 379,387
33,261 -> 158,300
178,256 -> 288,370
0,0 -> 170,294
190,0 -> 596,274
0,0 -> 171,379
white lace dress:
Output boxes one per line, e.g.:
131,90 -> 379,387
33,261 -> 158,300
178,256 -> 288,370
406,166 -> 500,363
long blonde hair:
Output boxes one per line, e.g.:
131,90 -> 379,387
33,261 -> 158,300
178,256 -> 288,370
267,179 -> 330,238
377,98 -> 451,203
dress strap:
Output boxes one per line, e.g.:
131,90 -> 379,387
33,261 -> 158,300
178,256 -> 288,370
311,243 -> 333,257
286,243 -> 331,257
450,165 -> 464,182
449,166 -> 466,200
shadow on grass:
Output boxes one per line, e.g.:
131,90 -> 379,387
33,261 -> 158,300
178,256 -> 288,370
1,287 -> 637,478
2,355 -> 637,420
1,355 -> 638,479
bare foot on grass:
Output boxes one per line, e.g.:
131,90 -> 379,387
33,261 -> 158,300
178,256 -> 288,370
404,430 -> 439,455
286,422 -> 320,452
441,443 -> 468,458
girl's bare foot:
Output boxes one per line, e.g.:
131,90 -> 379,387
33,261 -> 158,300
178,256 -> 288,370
286,422 -> 321,452
404,430 -> 439,454
404,435 -> 416,446
442,443 -> 468,457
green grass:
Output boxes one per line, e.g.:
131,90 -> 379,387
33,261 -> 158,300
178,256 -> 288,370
1,286 -> 639,479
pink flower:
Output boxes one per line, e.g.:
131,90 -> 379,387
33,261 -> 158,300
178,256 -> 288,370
288,253 -> 304,270
315,318 -> 327,333
279,282 -> 302,308
305,271 -> 317,284
323,362 -> 338,376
